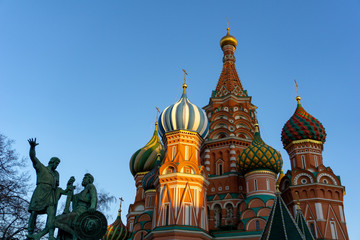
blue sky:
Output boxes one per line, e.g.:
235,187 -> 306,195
1,1 -> 359,238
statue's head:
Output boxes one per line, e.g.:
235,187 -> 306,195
48,157 -> 60,170
82,173 -> 94,186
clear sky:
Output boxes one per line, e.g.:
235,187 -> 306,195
1,0 -> 359,238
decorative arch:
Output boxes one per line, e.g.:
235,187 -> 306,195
293,172 -> 315,185
246,217 -> 266,231
317,173 -> 338,185
240,209 -> 255,220
248,198 -> 265,208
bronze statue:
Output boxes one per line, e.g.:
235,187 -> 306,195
27,138 -> 107,240
27,138 -> 61,240
56,174 -> 106,240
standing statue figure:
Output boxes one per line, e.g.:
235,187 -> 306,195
27,138 -> 61,240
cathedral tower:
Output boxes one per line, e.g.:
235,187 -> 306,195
279,95 -> 348,239
148,82 -> 211,240
202,28 -> 257,230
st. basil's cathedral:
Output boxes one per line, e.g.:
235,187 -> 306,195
102,28 -> 349,240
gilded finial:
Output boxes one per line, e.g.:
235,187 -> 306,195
226,18 -> 230,35
254,123 -> 259,133
182,69 -> 188,94
275,183 -> 280,194
294,79 -> 301,104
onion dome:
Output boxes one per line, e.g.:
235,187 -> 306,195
220,28 -> 237,48
281,96 -> 326,147
238,125 -> 283,175
129,122 -> 165,176
142,154 -> 161,191
102,205 -> 129,240
158,83 -> 209,140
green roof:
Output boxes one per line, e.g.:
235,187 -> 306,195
260,192 -> 306,240
295,207 -> 315,240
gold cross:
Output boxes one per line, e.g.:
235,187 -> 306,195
119,197 -> 124,210
294,79 -> 299,96
156,107 -> 160,120
182,69 -> 188,85
227,18 -> 230,29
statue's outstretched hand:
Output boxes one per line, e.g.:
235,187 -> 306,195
28,138 -> 39,147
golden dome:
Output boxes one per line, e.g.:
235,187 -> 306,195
220,28 -> 238,48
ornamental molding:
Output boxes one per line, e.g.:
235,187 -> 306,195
244,170 -> 276,177
317,173 -> 338,185
285,139 -> 323,150
293,172 -> 314,185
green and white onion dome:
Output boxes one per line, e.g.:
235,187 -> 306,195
158,83 -> 209,139
129,123 -> 165,176
238,125 -> 283,175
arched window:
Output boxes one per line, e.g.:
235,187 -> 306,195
225,203 -> 233,225
217,162 -> 223,176
254,179 -> 258,191
256,220 -> 260,231
214,205 -> 222,228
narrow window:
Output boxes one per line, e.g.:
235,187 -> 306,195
314,155 -> 318,167
172,146 -> 176,160
330,221 -> 338,239
218,163 -> 223,175
292,158 -> 295,168
148,196 -> 152,207
184,205 -> 190,225
339,205 -> 345,222
185,146 -> 189,160
315,203 -> 323,220
254,179 -> 258,191
301,155 -> 306,169
309,222 -> 316,238
165,205 -> 170,225
266,179 -> 270,191
256,220 -> 260,231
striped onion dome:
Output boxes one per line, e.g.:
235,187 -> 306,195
238,125 -> 283,175
158,83 -> 209,139
102,209 -> 129,240
281,96 -> 326,147
142,155 -> 161,191
129,123 -> 165,176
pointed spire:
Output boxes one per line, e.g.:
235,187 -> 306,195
295,200 -> 315,240
260,191 -> 306,240
214,27 -> 246,98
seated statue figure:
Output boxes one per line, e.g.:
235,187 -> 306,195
56,173 -> 97,240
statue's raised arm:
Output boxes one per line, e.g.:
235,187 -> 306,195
28,138 -> 41,168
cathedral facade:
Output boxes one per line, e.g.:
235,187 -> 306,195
102,29 -> 348,240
